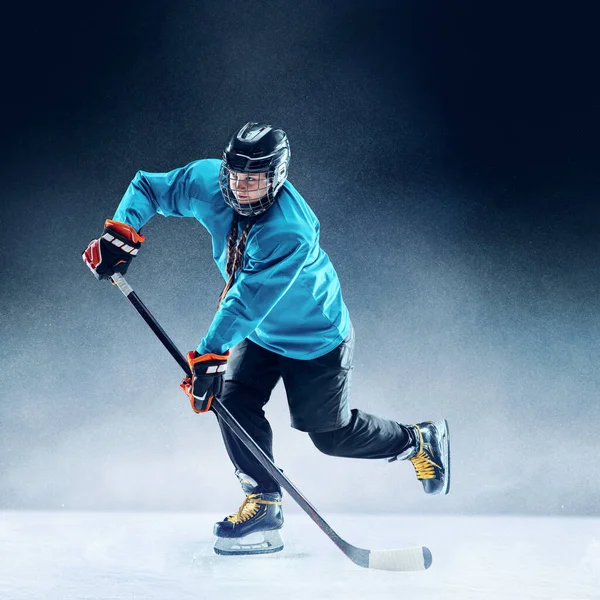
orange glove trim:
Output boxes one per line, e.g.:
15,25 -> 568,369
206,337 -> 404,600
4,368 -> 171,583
186,350 -> 230,367
104,219 -> 146,244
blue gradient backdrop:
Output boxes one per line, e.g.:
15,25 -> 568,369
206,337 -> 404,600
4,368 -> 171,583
1,1 -> 598,516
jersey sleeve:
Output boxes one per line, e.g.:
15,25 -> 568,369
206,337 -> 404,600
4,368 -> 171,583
112,162 -> 201,231
196,231 -> 311,355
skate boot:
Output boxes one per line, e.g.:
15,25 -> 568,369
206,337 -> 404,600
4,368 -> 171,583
389,419 -> 451,495
213,472 -> 284,555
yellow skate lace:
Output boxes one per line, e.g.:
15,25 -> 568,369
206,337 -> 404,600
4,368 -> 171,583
409,426 -> 442,480
225,493 -> 282,525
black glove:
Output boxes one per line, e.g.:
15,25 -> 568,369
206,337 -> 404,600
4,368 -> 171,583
82,219 -> 145,280
180,350 -> 230,413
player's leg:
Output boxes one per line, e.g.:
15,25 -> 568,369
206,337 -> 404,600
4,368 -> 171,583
281,327 -> 450,495
213,339 -> 284,554
217,339 -> 281,491
309,413 -> 451,495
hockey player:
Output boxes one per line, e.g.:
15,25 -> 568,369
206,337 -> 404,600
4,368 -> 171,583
83,123 -> 451,556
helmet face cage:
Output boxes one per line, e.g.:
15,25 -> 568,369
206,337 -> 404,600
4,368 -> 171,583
219,123 -> 290,217
219,162 -> 287,217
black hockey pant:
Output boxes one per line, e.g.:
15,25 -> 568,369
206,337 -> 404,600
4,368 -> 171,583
216,329 -> 414,494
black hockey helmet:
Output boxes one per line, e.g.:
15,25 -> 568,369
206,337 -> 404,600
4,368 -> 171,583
219,122 -> 291,216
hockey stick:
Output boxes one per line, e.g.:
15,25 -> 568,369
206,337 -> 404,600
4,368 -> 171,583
109,272 -> 432,571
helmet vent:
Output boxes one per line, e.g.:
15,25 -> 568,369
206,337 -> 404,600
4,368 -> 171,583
238,123 -> 273,143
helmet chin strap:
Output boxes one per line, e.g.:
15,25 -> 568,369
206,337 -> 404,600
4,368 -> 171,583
234,198 -> 267,216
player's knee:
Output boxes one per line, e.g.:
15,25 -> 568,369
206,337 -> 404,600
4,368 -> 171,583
219,380 -> 270,418
308,431 -> 341,456
218,381 -> 251,417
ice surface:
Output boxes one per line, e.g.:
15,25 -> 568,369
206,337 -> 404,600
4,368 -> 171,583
0,512 -> 598,600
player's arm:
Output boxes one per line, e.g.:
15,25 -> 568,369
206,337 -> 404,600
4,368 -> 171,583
82,162 -> 199,280
180,233 -> 309,413
112,163 -> 198,231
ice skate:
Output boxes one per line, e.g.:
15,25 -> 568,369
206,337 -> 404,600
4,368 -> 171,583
213,491 -> 284,555
390,419 -> 451,495
213,473 -> 283,555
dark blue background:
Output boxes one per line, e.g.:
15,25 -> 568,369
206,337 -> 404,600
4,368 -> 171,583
1,1 -> 598,515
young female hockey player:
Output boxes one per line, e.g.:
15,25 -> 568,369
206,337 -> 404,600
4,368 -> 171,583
83,123 -> 450,556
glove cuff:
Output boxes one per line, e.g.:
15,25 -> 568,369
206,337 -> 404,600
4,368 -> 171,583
186,350 -> 230,370
104,219 -> 146,244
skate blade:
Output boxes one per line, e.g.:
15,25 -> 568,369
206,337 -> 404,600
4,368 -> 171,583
213,529 -> 284,556
435,418 -> 451,495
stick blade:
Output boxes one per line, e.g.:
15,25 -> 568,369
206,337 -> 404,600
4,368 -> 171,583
368,546 -> 432,571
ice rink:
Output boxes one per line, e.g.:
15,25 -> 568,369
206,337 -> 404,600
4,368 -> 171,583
1,512 -> 598,600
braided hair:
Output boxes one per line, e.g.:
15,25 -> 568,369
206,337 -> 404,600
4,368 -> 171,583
218,213 -> 256,307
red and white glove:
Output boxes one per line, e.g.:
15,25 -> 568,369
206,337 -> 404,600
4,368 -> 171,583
82,219 -> 145,280
180,350 -> 229,413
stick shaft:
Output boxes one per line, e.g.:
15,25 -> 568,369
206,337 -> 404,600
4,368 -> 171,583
111,273 -> 190,375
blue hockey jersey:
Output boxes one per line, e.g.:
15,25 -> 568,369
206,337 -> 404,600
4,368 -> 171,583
113,159 -> 351,359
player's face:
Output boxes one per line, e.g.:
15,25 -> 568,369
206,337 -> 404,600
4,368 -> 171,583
229,171 -> 270,203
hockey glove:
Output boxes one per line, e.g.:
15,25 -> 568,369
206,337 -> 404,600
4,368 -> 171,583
82,219 -> 145,280
180,350 -> 229,413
